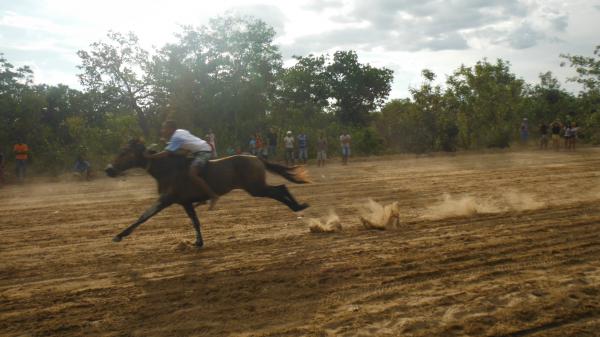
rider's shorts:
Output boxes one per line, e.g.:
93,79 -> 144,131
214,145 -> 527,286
191,151 -> 212,169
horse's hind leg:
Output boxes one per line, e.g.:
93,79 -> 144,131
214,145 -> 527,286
276,185 -> 300,204
182,203 -> 204,248
275,185 -> 309,212
250,184 -> 308,212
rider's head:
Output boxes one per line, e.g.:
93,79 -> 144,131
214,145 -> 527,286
161,120 -> 177,139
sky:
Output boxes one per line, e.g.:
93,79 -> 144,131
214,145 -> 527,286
1,0 -> 599,98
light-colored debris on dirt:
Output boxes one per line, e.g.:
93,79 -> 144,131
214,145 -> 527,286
308,211 -> 342,233
359,199 -> 401,230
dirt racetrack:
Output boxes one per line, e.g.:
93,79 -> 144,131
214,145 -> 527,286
2,148 -> 600,336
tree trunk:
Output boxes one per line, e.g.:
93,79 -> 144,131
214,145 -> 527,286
134,105 -> 150,138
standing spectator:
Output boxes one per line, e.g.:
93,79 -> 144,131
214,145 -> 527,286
564,122 -> 573,151
0,151 -> 5,186
571,122 -> 579,151
205,128 -> 217,158
520,118 -> 529,145
283,131 -> 295,166
297,131 -> 308,164
249,135 -> 257,155
13,140 -> 29,183
267,127 -> 277,160
551,121 -> 562,151
340,131 -> 351,165
73,154 -> 92,180
255,132 -> 265,158
539,122 -> 549,149
316,133 -> 328,167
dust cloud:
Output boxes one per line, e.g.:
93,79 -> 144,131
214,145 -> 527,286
422,191 -> 544,219
359,199 -> 401,230
502,190 -> 545,211
422,194 -> 499,219
308,211 -> 342,233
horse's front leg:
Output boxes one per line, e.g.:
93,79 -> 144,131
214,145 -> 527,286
113,198 -> 172,242
182,203 -> 204,248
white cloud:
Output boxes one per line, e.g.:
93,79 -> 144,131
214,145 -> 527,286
229,4 -> 287,34
286,0 -> 571,53
0,11 -> 67,33
0,0 -> 598,98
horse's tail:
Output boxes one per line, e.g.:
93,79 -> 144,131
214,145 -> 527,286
259,158 -> 311,184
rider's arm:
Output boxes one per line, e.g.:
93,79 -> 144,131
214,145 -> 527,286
145,134 -> 185,159
144,151 -> 171,159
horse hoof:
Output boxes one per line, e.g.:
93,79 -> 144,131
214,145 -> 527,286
195,241 -> 204,248
112,236 -> 122,242
295,203 -> 309,212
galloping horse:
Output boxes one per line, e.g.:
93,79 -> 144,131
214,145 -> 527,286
105,138 -> 310,247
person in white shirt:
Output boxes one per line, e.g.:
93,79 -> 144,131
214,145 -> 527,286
205,128 -> 217,158
145,120 -> 219,209
283,131 -> 295,166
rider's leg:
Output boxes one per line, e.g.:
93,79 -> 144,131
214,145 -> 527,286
189,161 -> 219,210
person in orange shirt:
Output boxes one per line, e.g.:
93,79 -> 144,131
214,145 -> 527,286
13,141 -> 29,182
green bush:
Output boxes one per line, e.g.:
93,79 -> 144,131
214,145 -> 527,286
352,127 -> 384,155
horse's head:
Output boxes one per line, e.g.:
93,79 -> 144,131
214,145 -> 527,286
105,138 -> 147,177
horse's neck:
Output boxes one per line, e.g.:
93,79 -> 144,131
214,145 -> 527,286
146,158 -> 168,181
146,157 -> 188,181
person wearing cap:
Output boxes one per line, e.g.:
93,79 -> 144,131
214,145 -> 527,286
283,130 -> 295,166
520,118 -> 529,145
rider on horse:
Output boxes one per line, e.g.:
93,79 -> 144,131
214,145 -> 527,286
144,120 -> 219,210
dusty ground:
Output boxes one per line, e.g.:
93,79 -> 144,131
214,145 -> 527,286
1,148 -> 600,337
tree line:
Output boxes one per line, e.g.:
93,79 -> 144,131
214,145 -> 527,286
1,15 -> 599,174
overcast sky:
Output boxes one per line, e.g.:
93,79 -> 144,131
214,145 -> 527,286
1,0 -> 599,98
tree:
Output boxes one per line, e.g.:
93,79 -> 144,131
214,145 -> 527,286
77,31 -> 156,136
375,99 -> 421,152
154,16 -> 282,144
561,46 -> 600,92
446,59 -> 524,148
521,72 -> 576,126
409,69 -> 457,151
561,46 -> 600,142
327,51 -> 393,126
274,54 -> 330,121
0,53 -> 33,95
0,54 -> 38,156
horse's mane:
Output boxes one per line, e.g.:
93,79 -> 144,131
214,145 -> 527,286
147,154 -> 191,177
208,154 -> 253,162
